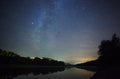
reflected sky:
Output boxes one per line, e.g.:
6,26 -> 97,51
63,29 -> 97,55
14,68 -> 95,79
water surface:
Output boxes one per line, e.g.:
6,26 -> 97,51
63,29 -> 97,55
12,67 -> 95,79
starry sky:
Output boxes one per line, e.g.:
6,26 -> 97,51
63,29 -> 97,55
0,0 -> 120,64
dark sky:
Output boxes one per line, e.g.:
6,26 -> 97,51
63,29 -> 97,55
0,0 -> 120,63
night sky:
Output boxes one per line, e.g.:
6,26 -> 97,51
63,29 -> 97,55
0,0 -> 120,64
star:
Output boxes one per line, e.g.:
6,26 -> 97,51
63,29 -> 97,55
32,22 -> 34,25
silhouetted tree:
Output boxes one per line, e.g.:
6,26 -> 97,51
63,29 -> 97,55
0,49 -> 65,66
98,34 -> 120,66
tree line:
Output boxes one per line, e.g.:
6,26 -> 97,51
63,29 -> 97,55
97,34 -> 120,66
0,49 -> 65,66
76,34 -> 120,67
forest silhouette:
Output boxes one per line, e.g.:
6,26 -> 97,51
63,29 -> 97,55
1,34 -> 120,68
0,49 -> 66,79
0,34 -> 120,79
75,34 -> 120,79
76,34 -> 120,68
0,49 -> 65,67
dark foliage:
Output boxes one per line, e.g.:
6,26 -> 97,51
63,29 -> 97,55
0,49 -> 65,66
76,34 -> 120,67
98,34 -> 120,66
76,34 -> 120,79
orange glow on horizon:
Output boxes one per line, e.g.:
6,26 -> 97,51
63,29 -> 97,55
66,56 -> 97,64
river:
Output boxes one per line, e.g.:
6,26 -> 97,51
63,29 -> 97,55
9,67 -> 95,79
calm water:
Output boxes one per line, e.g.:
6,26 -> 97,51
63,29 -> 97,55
9,68 -> 95,79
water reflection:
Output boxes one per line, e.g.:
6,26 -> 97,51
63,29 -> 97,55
0,67 -> 65,79
0,67 -> 95,79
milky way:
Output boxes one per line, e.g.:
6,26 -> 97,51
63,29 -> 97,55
0,0 -> 120,63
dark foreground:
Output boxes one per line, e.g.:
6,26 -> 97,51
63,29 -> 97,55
0,65 -> 120,79
0,66 -> 65,79
0,66 -> 95,79
76,66 -> 120,79
91,66 -> 120,79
